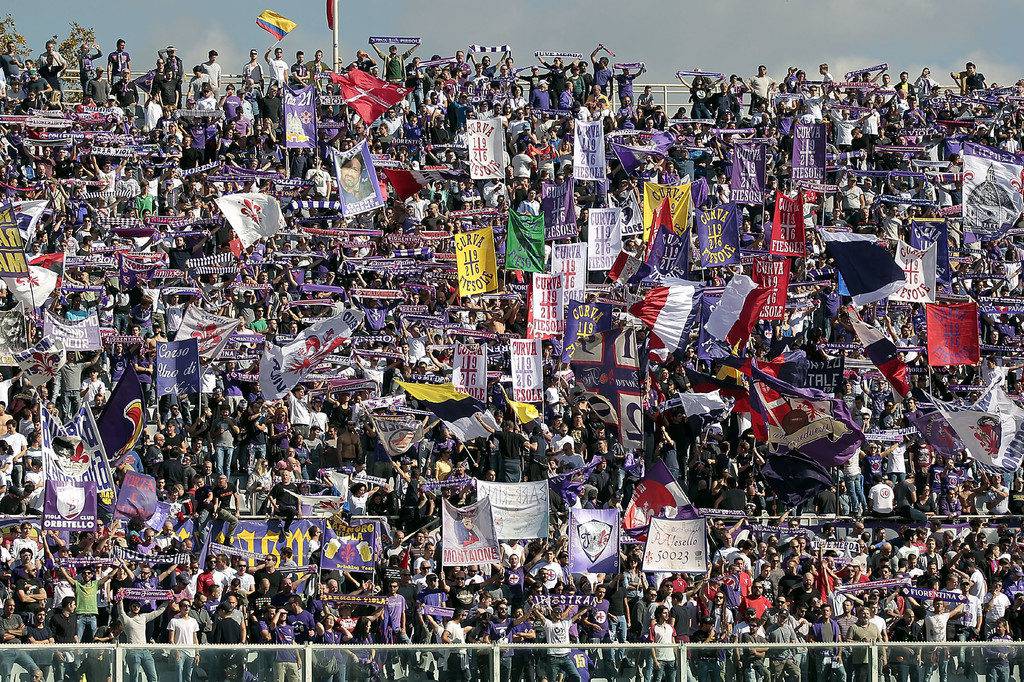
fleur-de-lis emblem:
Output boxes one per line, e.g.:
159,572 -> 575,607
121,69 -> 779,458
240,198 -> 263,224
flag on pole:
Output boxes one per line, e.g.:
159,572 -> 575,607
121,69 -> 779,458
819,230 -> 905,305
848,307 -> 911,397
704,274 -> 772,349
326,0 -> 336,29
628,284 -> 697,353
256,10 -> 297,41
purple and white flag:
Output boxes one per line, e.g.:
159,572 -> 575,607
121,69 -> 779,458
696,203 -> 740,268
792,123 -> 826,182
43,480 -> 98,532
731,143 -> 766,204
587,207 -> 621,271
573,119 -> 606,180
697,295 -> 731,361
155,339 -> 201,397
283,85 -> 318,149
43,311 -> 101,351
568,507 -> 620,574
551,242 -> 587,303
542,178 -> 578,241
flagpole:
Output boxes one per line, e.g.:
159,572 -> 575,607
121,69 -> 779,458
332,1 -> 341,72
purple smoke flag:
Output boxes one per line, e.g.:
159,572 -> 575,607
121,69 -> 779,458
561,300 -> 613,362
541,178 -> 578,241
610,131 -> 673,176
748,361 -> 864,467
791,123 -> 826,182
43,480 -> 98,532
697,295 -> 731,361
283,85 -> 318,149
97,364 -> 146,465
155,339 -> 201,397
731,143 -> 766,204
696,203 -> 740,268
761,452 -> 834,508
114,471 -> 158,521
568,508 -> 620,574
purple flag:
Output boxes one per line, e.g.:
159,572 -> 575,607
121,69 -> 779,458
646,228 -> 690,280
568,508 -> 620,574
321,519 -> 380,571
561,300 -> 613,362
691,177 -> 710,209
748,362 -> 864,467
791,123 -> 826,183
761,452 -> 834,508
114,471 -> 158,521
542,178 -> 578,241
696,203 -> 740,268
731,143 -> 766,204
910,218 -> 951,284
118,255 -> 156,290
908,410 -> 964,459
43,480 -> 98,532
697,295 -> 731,361
97,363 -> 146,464
155,339 -> 201,397
610,131 -> 673,176
283,85 -> 318,149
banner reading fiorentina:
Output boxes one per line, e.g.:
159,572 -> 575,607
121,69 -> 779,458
642,182 -> 691,240
476,480 -> 550,539
642,517 -> 708,573
792,123 -> 826,182
454,227 -> 499,297
283,85 -> 317,149
113,471 -> 157,521
752,257 -> 791,320
568,507 -> 619,574
696,203 -> 740,268
588,207 -> 621,271
769,192 -> 805,257
441,497 -> 500,566
259,309 -> 364,399
43,311 -> 101,351
730,143 -> 766,204
551,242 -> 587,303
528,273 -> 565,339
891,240 -> 937,303
155,339 -> 201,397
541,179 -> 578,240
452,342 -> 487,401
174,306 -> 242,361
466,117 -> 505,179
43,481 -> 98,532
573,119 -> 606,180
511,338 -> 544,402
926,302 -> 980,366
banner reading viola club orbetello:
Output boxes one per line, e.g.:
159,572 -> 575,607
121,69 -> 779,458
43,480 -> 98,532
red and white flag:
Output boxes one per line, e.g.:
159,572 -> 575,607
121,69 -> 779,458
628,284 -> 697,352
704,274 -> 772,348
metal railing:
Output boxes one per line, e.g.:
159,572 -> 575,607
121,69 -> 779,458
1,641 -> 1021,682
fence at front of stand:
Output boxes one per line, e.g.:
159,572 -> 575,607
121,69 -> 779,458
2,641 -> 1023,682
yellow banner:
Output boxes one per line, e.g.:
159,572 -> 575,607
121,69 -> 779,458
0,204 -> 28,276
642,182 -> 692,240
455,226 -> 499,297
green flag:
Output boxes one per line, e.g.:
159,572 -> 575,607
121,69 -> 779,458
505,212 -> 546,273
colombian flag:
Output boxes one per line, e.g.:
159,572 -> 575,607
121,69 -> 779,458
256,10 -> 297,41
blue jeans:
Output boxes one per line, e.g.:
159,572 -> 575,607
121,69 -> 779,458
545,655 -> 581,682
653,659 -> 678,682
609,615 -> 628,665
987,661 -> 1010,682
0,650 -> 40,682
127,649 -> 158,682
77,614 -> 98,642
215,445 -> 234,477
845,473 -> 867,514
692,659 -> 722,682
173,652 -> 195,682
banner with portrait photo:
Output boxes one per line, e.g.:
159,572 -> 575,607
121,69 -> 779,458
441,497 -> 500,566
333,142 -> 385,217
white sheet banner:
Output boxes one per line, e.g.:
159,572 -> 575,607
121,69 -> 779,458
551,242 -> 587,303
476,479 -> 550,539
891,240 -> 937,303
528,273 -> 565,339
642,517 -> 708,573
43,311 -> 101,351
441,497 -> 501,566
588,208 -> 622,271
573,119 -> 607,181
452,342 -> 488,401
510,338 -> 543,403
259,309 -> 364,399
466,117 -> 505,180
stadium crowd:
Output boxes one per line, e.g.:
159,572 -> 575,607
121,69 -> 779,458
1,20 -> 1024,682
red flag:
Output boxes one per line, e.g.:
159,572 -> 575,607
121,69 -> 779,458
769,191 -> 805,257
643,197 -> 673,261
926,302 -> 980,366
378,166 -> 465,201
751,257 -> 791,321
326,0 -> 335,29
329,69 -> 410,124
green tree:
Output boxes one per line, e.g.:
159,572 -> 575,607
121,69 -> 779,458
58,21 -> 97,71
0,14 -> 29,56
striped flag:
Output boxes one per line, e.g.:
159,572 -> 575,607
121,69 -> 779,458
704,274 -> 772,349
848,307 -> 911,398
256,10 -> 297,41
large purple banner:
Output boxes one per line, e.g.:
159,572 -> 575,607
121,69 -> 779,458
43,480 -> 98,531
730,143 -> 766,204
791,123 -> 826,182
284,85 -> 318,149
568,507 -> 620,574
542,178 -> 578,241
696,203 -> 740,268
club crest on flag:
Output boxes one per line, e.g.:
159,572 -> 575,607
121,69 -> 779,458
971,416 -> 1003,456
755,383 -> 853,447
52,434 -> 91,479
576,519 -> 612,562
56,484 -> 87,520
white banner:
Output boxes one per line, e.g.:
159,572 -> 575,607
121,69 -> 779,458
962,144 -> 1024,236
215,193 -> 285,248
891,240 -> 936,303
528,273 -> 565,339
551,242 -> 587,303
174,306 -> 243,361
466,117 -> 505,180
1,266 -> 59,309
452,342 -> 487,401
43,311 -> 101,351
617,193 -> 643,237
259,309 -> 364,399
588,208 -> 622,271
573,119 -> 606,181
642,517 -> 708,573
442,497 -> 501,566
476,479 -> 550,539
510,338 -> 543,403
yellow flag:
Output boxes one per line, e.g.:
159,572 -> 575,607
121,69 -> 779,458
501,387 -> 540,424
642,182 -> 692,240
455,226 -> 499,297
256,10 -> 298,40
395,380 -> 470,403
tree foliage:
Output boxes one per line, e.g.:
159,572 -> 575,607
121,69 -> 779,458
0,14 -> 29,56
58,21 -> 97,70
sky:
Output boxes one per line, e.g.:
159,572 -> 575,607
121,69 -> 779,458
5,0 -> 1023,89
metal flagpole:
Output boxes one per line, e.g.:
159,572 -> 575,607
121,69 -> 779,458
332,0 -> 341,71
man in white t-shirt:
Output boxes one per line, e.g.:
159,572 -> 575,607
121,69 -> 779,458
441,610 -> 469,677
167,601 -> 200,682
536,605 -> 580,681
868,479 -> 895,515
264,46 -> 288,86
